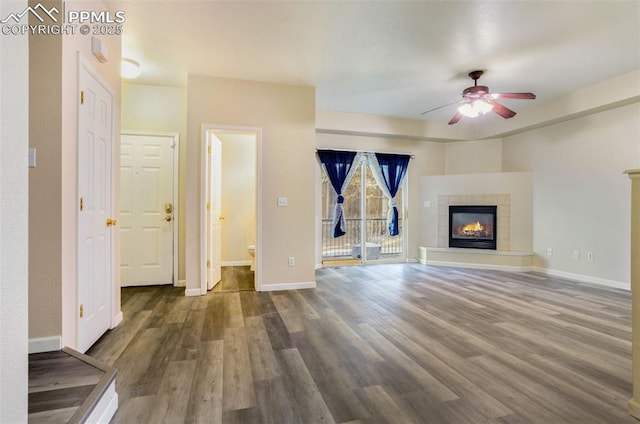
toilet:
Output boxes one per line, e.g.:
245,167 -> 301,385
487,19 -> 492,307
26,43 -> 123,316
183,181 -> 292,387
248,245 -> 255,271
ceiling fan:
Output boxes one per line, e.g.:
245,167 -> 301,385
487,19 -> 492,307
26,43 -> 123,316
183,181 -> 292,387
422,70 -> 536,125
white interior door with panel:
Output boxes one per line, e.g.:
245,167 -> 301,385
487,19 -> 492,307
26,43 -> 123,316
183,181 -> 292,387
120,133 -> 177,286
205,134 -> 222,291
77,56 -> 114,353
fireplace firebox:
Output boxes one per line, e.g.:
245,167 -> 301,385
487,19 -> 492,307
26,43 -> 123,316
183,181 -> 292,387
449,205 -> 497,250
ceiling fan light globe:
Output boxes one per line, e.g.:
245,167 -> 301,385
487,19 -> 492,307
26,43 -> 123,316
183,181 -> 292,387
458,100 -> 493,118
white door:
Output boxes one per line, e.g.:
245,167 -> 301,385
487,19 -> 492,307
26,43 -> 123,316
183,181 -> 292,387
206,134 -> 222,290
77,57 -> 113,353
120,134 -> 176,286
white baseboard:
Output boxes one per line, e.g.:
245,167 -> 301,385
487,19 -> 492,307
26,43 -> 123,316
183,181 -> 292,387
175,279 -> 186,287
29,336 -> 62,354
259,281 -> 317,292
184,288 -> 202,297
222,261 -> 252,267
315,263 -> 323,270
111,311 -> 123,329
88,379 -> 118,424
533,267 -> 629,290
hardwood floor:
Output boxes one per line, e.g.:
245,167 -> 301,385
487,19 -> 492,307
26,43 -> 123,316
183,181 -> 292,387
29,348 -> 116,423
87,264 -> 635,423
213,266 -> 255,292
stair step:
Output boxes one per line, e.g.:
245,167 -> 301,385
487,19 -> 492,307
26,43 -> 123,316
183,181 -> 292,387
29,347 -> 117,424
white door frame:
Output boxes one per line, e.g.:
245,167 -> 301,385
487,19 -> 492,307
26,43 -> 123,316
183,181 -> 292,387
121,130 -> 180,286
201,124 -> 262,294
76,53 -> 115,350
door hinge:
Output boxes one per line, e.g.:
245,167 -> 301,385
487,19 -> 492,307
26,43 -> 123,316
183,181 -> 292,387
79,197 -> 84,211
79,304 -> 84,318
207,145 -> 211,154
80,90 -> 85,105
206,260 -> 211,268
206,202 -> 211,211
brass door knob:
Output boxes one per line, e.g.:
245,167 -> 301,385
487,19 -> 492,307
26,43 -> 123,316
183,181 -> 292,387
165,215 -> 173,222
219,216 -> 225,221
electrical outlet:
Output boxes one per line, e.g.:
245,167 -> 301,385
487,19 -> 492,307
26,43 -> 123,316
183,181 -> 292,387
573,250 -> 580,260
547,248 -> 553,256
288,256 -> 295,267
587,251 -> 594,261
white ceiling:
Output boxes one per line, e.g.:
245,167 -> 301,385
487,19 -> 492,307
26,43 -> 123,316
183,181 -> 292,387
108,0 -> 640,123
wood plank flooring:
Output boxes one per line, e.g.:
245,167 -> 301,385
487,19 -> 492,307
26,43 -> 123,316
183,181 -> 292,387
87,264 -> 635,423
29,347 -> 116,424
213,266 -> 255,292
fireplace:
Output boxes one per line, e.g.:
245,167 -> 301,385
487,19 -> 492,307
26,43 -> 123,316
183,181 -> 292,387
449,205 -> 497,250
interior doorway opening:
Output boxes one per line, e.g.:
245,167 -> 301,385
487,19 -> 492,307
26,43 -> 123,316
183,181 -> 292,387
201,125 -> 261,294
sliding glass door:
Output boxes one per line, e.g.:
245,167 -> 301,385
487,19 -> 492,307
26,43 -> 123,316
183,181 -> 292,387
321,159 -> 406,264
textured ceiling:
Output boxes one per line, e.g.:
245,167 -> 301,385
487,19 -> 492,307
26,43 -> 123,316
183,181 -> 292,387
108,0 -> 640,122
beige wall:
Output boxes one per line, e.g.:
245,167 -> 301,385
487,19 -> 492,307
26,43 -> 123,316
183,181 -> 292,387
218,132 -> 257,264
419,172 -> 534,252
28,0 -> 63,340
503,102 -> 640,286
315,133 -> 446,263
29,0 -> 122,347
445,138 -> 503,174
187,76 -> 316,291
0,0 -> 29,419
121,83 -> 187,281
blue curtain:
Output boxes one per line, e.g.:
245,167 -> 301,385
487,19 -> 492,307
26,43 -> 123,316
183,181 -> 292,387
374,153 -> 410,236
317,150 -> 358,237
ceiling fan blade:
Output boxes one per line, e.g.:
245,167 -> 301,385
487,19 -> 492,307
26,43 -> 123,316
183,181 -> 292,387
448,111 -> 463,125
421,99 -> 462,116
491,92 -> 536,100
488,100 -> 517,119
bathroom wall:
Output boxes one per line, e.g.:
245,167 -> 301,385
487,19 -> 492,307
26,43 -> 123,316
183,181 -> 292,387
217,132 -> 257,265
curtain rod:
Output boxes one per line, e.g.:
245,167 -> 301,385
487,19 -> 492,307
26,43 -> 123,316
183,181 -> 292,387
316,148 -> 415,159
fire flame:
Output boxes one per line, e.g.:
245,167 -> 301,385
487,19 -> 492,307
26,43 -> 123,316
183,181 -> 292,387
461,221 -> 484,233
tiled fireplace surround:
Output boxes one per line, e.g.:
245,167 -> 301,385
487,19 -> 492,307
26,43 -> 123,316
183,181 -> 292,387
419,171 -> 533,270
438,194 -> 511,251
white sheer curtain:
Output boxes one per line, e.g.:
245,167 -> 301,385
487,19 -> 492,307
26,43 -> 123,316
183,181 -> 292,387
366,152 -> 410,236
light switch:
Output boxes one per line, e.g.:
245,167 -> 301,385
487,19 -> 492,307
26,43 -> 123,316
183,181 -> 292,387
28,148 -> 36,168
277,197 -> 288,207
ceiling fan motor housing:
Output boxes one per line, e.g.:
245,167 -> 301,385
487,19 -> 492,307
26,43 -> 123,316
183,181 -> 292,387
463,85 -> 490,99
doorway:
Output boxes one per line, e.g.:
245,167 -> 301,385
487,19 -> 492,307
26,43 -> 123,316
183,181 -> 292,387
119,132 -> 179,286
321,157 -> 408,264
201,125 -> 261,294
77,55 -> 114,353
